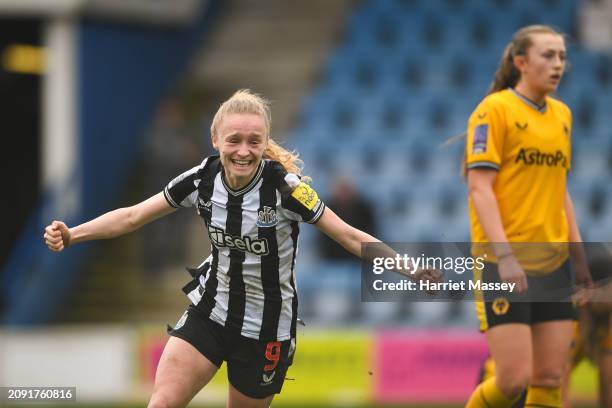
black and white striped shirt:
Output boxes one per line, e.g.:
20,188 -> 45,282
163,156 -> 325,341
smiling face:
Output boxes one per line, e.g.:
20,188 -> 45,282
212,113 -> 268,190
515,32 -> 566,98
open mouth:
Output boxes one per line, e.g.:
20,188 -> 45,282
550,74 -> 561,81
231,159 -> 252,168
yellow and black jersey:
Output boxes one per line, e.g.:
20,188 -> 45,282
466,89 -> 572,272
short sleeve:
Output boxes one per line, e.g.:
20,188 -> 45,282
280,173 -> 326,224
466,97 -> 506,171
163,158 -> 208,208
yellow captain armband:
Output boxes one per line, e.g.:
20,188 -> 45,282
291,182 -> 319,211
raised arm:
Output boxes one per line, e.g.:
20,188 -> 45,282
314,206 -> 441,287
44,192 -> 176,252
314,206 -> 379,258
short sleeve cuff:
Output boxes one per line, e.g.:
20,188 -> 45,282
163,187 -> 181,208
306,202 -> 326,224
467,161 -> 500,171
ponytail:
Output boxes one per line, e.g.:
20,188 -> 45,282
487,43 -> 521,94
264,139 -> 310,182
488,25 -> 563,94
458,25 -> 565,178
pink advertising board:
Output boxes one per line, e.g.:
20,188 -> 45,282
374,330 -> 489,403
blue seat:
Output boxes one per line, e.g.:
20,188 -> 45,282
290,0 -> 604,281
571,145 -> 609,182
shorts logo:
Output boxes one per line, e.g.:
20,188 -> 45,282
174,311 -> 188,330
262,371 -> 276,385
472,124 -> 488,154
291,183 -> 319,211
257,206 -> 278,228
492,297 -> 510,315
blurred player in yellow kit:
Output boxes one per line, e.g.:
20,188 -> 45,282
463,25 -> 592,408
477,255 -> 612,407
563,255 -> 612,408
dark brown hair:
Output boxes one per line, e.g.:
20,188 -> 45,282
487,25 -> 564,95
458,25 -> 565,177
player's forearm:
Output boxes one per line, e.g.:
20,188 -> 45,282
469,183 -> 512,256
568,241 -> 588,272
564,192 -> 583,243
564,192 -> 590,270
342,229 -> 411,269
338,227 -> 379,258
70,207 -> 139,245
316,207 -> 380,259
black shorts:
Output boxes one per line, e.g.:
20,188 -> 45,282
476,261 -> 577,331
168,305 -> 295,399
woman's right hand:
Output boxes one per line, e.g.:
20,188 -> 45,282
498,254 -> 528,293
44,220 -> 71,252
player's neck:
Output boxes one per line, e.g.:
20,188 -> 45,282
223,161 -> 262,191
225,173 -> 252,190
514,82 -> 547,107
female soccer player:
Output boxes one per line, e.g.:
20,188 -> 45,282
44,90 -> 436,408
463,26 -> 591,408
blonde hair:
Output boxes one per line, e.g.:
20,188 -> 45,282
457,25 -> 565,178
210,89 -> 307,178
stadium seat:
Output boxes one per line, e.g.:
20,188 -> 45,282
290,0 -> 608,326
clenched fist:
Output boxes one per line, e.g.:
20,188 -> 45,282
44,220 -> 71,252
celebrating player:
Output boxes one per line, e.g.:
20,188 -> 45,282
44,89 -> 437,408
463,26 -> 592,408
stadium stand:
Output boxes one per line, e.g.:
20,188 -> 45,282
290,0 -> 612,325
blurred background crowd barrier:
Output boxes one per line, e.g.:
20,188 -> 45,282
0,0 -> 610,406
